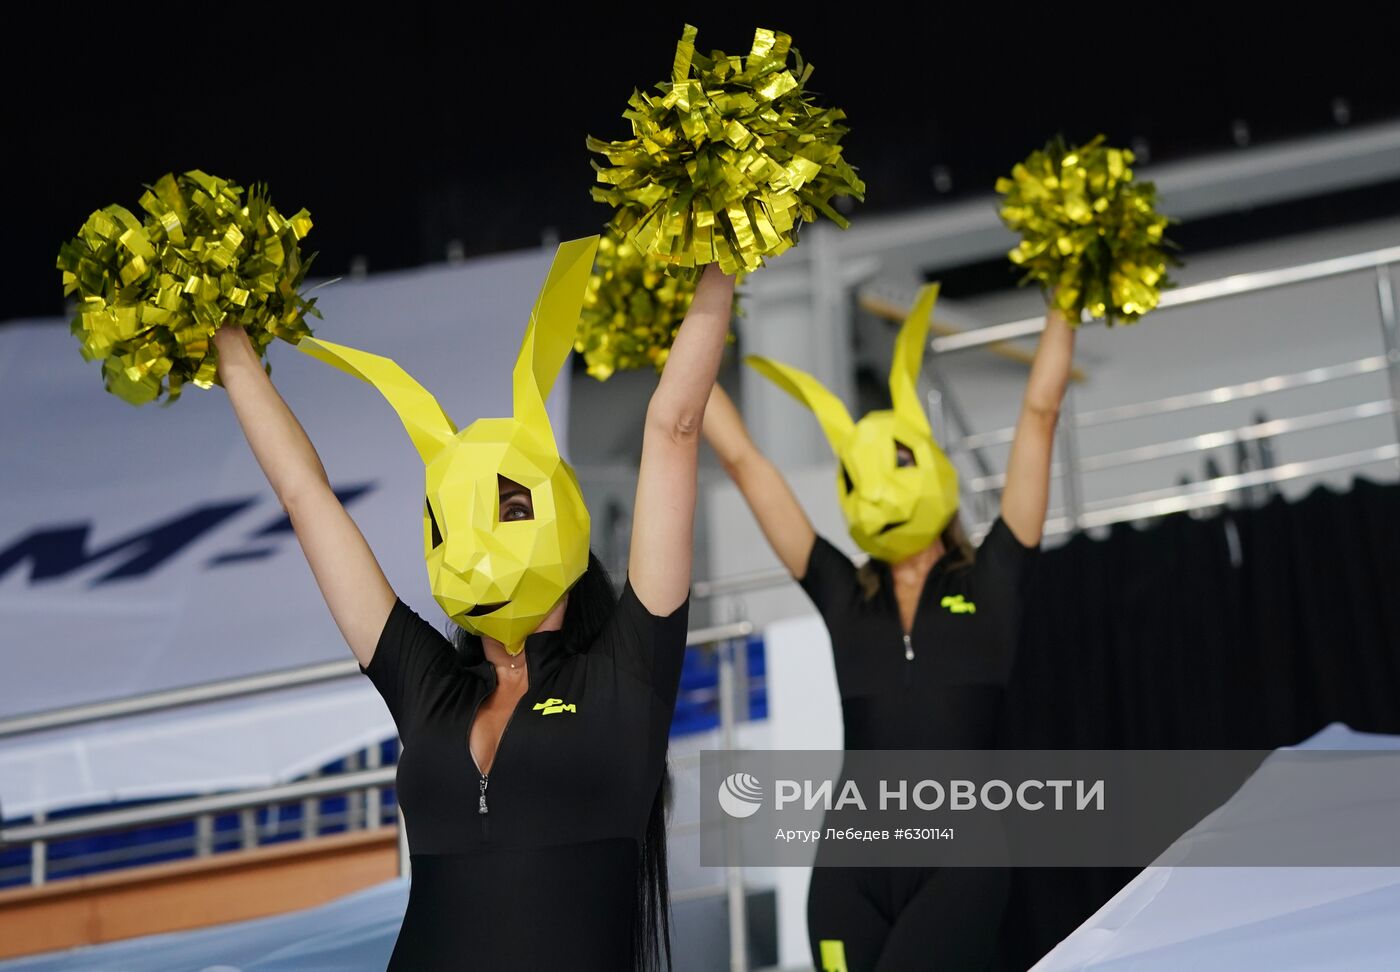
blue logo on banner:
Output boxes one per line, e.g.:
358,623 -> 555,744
0,484 -> 375,585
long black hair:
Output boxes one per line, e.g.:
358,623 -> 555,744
450,550 -> 674,971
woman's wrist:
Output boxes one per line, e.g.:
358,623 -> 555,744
212,326 -> 260,371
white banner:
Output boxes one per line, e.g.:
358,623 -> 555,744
0,247 -> 570,816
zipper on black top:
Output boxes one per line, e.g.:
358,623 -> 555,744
903,633 -> 914,661
465,691 -> 492,840
467,669 -> 528,841
474,705 -> 521,809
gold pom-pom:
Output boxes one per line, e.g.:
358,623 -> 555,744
587,24 -> 864,279
995,136 -> 1178,325
575,228 -> 742,381
56,171 -> 319,405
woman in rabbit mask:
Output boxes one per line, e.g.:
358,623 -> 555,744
215,237 -> 734,971
703,284 -> 1074,971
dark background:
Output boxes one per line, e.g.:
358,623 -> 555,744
7,4 -> 1400,320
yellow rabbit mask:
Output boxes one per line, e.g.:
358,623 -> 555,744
296,236 -> 598,652
747,283 -> 959,563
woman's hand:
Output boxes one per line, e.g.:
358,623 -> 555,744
212,322 -> 252,355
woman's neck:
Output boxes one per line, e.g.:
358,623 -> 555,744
888,538 -> 945,588
479,594 -> 568,669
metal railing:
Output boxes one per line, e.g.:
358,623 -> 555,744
935,245 -> 1400,537
2,766 -> 398,848
929,245 -> 1400,353
0,621 -> 752,741
0,622 -> 755,892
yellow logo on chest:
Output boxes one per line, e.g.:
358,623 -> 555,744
533,697 -> 577,715
940,594 -> 976,614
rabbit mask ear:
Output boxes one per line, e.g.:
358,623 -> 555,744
296,337 -> 457,464
745,355 -> 856,455
888,283 -> 938,438
511,236 -> 599,450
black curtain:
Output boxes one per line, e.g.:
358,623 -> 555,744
996,477 -> 1400,970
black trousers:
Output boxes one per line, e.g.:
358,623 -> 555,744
806,865 -> 1010,971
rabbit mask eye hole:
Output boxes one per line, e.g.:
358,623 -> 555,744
498,475 -> 534,522
840,464 -> 854,494
426,499 -> 443,548
894,440 -> 917,468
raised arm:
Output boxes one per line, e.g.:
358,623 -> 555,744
627,264 -> 735,614
214,325 -> 395,666
702,382 -> 817,578
1001,302 -> 1077,547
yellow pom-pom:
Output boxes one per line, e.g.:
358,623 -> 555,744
587,24 -> 864,279
995,136 -> 1178,326
575,227 -> 741,381
56,171 -> 319,405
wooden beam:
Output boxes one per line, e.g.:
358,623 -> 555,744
858,293 -> 1087,383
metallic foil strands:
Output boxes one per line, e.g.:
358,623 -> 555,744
57,171 -> 319,405
587,24 -> 864,279
574,227 -> 742,380
995,136 -> 1178,326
